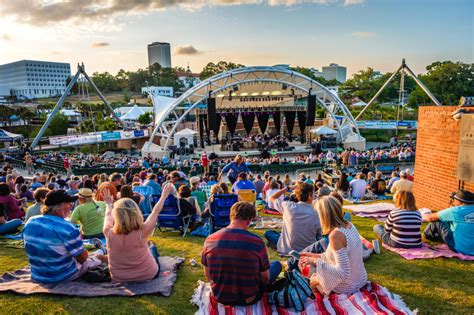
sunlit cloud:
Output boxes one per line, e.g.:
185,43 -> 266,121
352,31 -> 376,38
174,45 -> 202,55
0,34 -> 11,41
91,42 -> 110,48
0,0 -> 366,26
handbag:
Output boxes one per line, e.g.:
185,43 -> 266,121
268,269 -> 314,312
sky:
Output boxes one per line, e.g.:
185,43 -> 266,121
0,0 -> 472,77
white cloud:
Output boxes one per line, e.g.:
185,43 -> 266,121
91,42 -> 110,48
0,34 -> 11,41
0,1 -> 365,25
351,31 -> 376,38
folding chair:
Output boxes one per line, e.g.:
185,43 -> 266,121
237,189 -> 257,204
209,194 -> 239,232
132,186 -> 154,217
157,195 -> 194,237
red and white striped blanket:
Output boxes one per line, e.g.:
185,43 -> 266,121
192,281 -> 416,315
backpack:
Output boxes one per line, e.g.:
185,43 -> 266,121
268,269 -> 314,312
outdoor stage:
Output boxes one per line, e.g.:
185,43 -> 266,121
193,141 -> 313,158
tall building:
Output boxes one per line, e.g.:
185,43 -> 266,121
322,63 -> 347,83
0,60 -> 71,99
147,42 -> 171,68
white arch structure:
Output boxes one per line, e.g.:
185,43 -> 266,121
147,66 -> 364,154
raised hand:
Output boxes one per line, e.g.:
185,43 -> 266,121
101,189 -> 114,205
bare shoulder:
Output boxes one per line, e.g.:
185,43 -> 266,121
329,229 -> 347,250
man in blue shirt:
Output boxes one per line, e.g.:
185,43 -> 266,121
231,173 -> 256,193
218,155 -> 251,184
423,190 -> 474,256
23,190 -> 107,283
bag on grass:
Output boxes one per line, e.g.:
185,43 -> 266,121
268,269 -> 314,312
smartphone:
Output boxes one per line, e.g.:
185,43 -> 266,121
289,250 -> 301,260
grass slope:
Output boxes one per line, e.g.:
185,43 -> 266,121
0,212 -> 473,314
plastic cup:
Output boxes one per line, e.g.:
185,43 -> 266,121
302,264 -> 310,277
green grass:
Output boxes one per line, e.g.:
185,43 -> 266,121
1,211 -> 473,314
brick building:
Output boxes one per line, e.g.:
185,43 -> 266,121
413,106 -> 474,210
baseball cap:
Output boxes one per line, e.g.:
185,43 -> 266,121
44,190 -> 78,207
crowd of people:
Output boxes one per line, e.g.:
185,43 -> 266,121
0,148 -> 471,309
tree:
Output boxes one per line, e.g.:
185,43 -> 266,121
91,72 -> 119,92
407,61 -> 473,106
200,61 -> 245,80
137,112 -> 153,125
49,112 -> 69,135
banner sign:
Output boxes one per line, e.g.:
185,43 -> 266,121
49,129 -> 149,146
356,121 -> 418,129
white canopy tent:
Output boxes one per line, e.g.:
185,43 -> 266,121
310,125 -> 338,136
352,101 -> 368,107
173,128 -> 197,147
121,105 -> 147,121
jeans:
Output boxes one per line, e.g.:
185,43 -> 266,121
0,219 -> 22,235
149,242 -> 161,278
269,261 -> 282,283
264,230 -> 280,249
82,232 -> 105,240
423,221 -> 455,251
373,224 -> 421,249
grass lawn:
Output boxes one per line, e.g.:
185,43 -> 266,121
0,210 -> 473,314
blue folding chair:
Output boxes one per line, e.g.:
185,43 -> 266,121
209,194 -> 239,232
157,195 -> 194,237
133,186 -> 154,216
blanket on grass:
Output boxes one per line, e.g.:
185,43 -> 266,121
253,217 -> 283,230
192,281 -> 415,315
382,243 -> 474,261
344,203 -> 432,221
0,256 -> 184,297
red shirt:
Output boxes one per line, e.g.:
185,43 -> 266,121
202,153 -> 209,167
201,228 -> 270,305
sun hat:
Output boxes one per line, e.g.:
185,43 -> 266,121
450,190 -> 474,204
44,190 -> 78,207
78,188 -> 93,198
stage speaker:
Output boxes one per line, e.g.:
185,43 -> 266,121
306,94 -> 316,126
207,97 -> 217,131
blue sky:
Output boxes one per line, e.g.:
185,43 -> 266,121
0,0 -> 472,76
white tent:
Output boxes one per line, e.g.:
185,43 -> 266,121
310,125 -> 338,136
60,109 -> 81,117
121,105 -> 147,121
151,95 -> 177,124
173,128 -> 197,147
352,101 -> 368,107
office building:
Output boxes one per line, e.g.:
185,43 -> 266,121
322,63 -> 347,83
147,42 -> 171,68
0,60 -> 71,99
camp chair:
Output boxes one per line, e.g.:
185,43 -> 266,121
191,190 -> 207,213
157,195 -> 194,237
132,186 -> 154,216
209,194 -> 239,232
237,189 -> 257,204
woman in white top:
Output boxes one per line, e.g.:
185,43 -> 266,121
299,196 -> 367,295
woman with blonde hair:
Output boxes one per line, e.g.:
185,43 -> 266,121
373,191 -> 422,248
299,195 -> 367,295
102,183 -> 173,282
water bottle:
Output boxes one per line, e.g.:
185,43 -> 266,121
344,211 -> 351,222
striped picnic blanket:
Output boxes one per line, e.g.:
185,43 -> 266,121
192,281 -> 415,315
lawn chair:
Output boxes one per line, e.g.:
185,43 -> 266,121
132,186 -> 154,216
237,189 -> 257,204
157,195 -> 194,237
209,194 -> 239,232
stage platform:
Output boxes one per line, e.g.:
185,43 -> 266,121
193,142 -> 314,158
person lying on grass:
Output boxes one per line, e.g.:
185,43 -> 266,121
373,191 -> 422,248
101,183 -> 173,282
298,195 -> 367,295
23,190 -> 108,283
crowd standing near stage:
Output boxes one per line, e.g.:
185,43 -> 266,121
0,142 -> 472,309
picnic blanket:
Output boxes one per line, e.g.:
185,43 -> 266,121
0,256 -> 184,297
192,281 -> 415,315
383,243 -> 474,261
253,217 -> 283,230
344,202 -> 396,219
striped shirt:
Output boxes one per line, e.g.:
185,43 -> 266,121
315,224 -> 367,295
201,228 -> 270,305
23,215 -> 85,283
384,209 -> 422,247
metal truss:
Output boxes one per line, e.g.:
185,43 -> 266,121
148,66 -> 361,152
